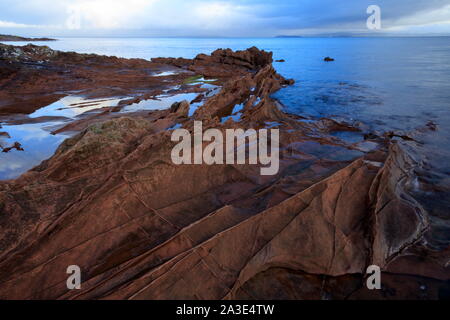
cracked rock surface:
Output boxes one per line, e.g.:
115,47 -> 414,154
0,46 -> 448,300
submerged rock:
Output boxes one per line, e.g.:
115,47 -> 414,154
1,141 -> 23,153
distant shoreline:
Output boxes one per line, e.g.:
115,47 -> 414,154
0,34 -> 56,41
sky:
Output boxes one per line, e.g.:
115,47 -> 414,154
1,0 -> 450,37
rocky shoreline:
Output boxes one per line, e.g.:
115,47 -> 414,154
0,44 -> 448,299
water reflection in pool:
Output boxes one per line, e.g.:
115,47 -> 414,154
30,96 -> 123,119
0,122 -> 72,180
120,92 -> 202,114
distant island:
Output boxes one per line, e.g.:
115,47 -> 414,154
0,34 -> 56,41
275,35 -> 304,38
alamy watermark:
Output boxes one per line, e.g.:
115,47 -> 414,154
367,5 -> 382,30
66,265 -> 81,290
171,121 -> 280,176
366,265 -> 381,290
66,6 -> 82,30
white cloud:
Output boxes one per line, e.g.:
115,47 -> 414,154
65,0 -> 156,30
1,0 -> 450,36
194,2 -> 234,20
192,2 -> 254,30
0,20 -> 44,28
390,4 -> 450,27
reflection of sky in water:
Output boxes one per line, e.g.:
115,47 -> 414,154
221,103 -> 244,123
1,91 -> 210,180
188,102 -> 203,117
154,71 -> 180,77
265,121 -> 281,129
290,141 -> 364,162
0,122 -> 71,180
121,92 -> 200,113
330,131 -> 363,144
167,123 -> 182,130
30,96 -> 122,119
188,77 -> 217,85
204,86 -> 221,98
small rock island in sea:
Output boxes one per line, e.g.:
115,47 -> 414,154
0,34 -> 56,41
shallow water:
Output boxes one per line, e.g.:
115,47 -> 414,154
29,96 -> 123,119
0,122 -> 71,180
120,92 -> 200,113
153,71 -> 181,77
0,95 -> 126,180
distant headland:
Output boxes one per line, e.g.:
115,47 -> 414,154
0,34 -> 56,41
275,35 -> 304,38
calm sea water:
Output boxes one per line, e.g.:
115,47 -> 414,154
1,37 -> 450,217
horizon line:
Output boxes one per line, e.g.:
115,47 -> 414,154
8,34 -> 450,39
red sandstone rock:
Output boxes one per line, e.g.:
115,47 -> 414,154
0,46 -> 447,301
0,43 -> 192,115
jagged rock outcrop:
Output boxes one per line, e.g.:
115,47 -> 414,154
190,47 -> 273,77
193,64 -> 293,121
170,100 -> 190,117
153,47 -> 275,78
0,44 -> 57,62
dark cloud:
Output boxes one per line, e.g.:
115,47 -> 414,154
1,0 -> 449,36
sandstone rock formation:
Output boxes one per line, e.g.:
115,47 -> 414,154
0,43 -> 195,115
0,46 -> 448,300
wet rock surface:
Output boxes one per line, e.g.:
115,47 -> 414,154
0,43 -> 200,116
0,45 -> 448,300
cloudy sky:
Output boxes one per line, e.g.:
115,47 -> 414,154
1,0 -> 450,37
